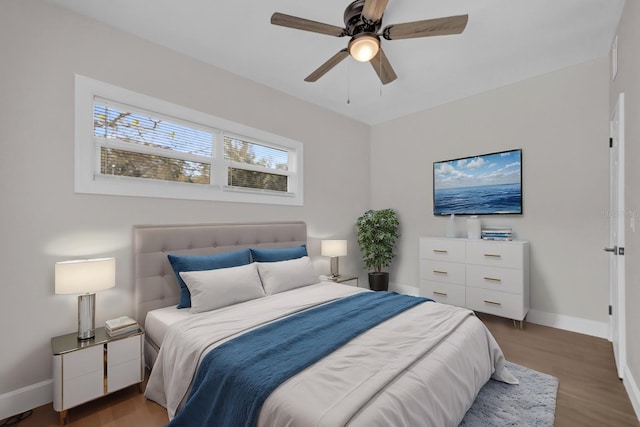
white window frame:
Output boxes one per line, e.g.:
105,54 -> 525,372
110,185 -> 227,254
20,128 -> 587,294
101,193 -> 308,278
75,74 -> 304,206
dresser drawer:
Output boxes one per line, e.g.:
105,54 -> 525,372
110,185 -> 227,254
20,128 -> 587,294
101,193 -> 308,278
466,265 -> 523,294
420,238 -> 466,263
420,259 -> 465,285
419,280 -> 465,307
466,287 -> 526,321
466,241 -> 525,269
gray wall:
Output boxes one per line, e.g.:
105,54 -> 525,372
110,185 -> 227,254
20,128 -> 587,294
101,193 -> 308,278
0,0 -> 370,399
371,58 -> 610,324
610,0 -> 640,414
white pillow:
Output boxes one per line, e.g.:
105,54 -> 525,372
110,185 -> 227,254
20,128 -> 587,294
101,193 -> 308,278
257,256 -> 319,295
179,263 -> 265,313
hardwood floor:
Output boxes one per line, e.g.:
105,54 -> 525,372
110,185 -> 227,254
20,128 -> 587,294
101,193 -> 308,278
478,313 -> 638,427
6,314 -> 639,426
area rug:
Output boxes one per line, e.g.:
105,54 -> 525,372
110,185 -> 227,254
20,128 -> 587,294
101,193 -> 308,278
460,361 -> 559,426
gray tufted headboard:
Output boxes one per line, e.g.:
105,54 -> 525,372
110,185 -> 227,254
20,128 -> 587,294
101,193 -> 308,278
133,221 -> 307,327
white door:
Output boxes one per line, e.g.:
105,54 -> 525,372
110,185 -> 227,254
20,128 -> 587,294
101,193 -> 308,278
608,92 -> 625,379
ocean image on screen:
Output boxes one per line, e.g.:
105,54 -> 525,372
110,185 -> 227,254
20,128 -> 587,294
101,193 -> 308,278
434,150 -> 522,215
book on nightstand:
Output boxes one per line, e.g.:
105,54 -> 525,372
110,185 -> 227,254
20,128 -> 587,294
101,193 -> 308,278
105,316 -> 139,337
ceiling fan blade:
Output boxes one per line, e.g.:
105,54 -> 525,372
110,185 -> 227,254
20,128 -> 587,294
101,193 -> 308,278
382,14 -> 468,40
370,48 -> 397,85
271,12 -> 346,37
362,0 -> 388,23
305,49 -> 350,82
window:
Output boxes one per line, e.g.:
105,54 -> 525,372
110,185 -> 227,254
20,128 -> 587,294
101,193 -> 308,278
75,75 -> 303,206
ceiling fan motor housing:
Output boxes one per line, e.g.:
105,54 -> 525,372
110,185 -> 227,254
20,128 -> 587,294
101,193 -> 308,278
344,0 -> 381,35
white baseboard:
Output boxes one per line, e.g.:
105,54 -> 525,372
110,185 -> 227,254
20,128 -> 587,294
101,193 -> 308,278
0,380 -> 52,421
623,365 -> 640,422
526,309 -> 609,339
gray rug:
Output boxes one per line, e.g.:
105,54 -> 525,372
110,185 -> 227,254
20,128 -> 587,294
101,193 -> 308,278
460,361 -> 559,426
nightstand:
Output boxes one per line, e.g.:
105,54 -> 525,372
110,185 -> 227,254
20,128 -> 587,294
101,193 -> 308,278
51,326 -> 144,425
321,275 -> 359,287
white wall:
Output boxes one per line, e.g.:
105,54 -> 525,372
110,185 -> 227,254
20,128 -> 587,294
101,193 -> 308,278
0,0 -> 370,412
610,0 -> 640,418
371,58 -> 611,330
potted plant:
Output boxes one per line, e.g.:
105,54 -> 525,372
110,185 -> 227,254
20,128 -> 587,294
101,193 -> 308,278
355,209 -> 400,291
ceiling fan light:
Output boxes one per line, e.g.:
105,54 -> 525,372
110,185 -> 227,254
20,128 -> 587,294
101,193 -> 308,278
349,34 -> 380,62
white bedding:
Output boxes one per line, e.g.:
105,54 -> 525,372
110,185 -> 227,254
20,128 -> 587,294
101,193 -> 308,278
145,283 -> 517,426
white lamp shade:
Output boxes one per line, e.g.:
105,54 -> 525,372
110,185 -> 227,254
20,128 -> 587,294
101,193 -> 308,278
55,257 -> 116,294
321,240 -> 348,257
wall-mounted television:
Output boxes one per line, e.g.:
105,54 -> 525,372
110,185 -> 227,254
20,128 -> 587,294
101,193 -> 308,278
433,149 -> 522,216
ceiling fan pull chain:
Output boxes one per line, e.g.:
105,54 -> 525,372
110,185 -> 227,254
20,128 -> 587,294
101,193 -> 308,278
347,61 -> 351,104
379,54 -> 383,97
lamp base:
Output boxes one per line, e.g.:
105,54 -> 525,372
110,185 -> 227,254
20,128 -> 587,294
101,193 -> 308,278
77,293 -> 96,340
329,257 -> 341,280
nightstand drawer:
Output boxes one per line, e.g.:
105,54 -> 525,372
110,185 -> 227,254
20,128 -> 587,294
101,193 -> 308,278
466,265 -> 523,294
108,335 -> 140,365
108,358 -> 142,393
419,280 -> 465,307
63,371 -> 104,409
466,241 -> 524,268
420,260 -> 465,285
62,346 -> 103,381
466,287 -> 526,321
420,238 -> 466,263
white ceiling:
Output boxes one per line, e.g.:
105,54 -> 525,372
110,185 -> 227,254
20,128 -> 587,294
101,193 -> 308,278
48,0 -> 624,125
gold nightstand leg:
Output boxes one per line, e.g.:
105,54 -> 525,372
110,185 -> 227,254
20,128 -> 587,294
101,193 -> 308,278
59,410 -> 68,426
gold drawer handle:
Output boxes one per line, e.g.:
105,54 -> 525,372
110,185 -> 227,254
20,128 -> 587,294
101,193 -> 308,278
483,300 -> 502,307
484,253 -> 502,258
484,277 -> 502,283
433,270 -> 448,275
433,291 -> 448,297
433,249 -> 448,254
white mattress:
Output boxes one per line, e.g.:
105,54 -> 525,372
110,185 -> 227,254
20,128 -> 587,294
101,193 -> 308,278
145,305 -> 193,350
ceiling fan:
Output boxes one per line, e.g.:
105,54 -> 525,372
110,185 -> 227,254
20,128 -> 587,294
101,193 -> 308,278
271,0 -> 468,85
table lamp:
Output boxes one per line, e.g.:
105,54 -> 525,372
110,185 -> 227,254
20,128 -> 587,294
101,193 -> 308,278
321,240 -> 347,280
55,257 -> 116,340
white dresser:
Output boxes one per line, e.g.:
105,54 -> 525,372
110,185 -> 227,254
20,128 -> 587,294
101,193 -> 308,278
419,237 -> 530,324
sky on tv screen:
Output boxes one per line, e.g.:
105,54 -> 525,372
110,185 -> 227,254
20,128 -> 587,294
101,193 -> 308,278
434,150 -> 521,190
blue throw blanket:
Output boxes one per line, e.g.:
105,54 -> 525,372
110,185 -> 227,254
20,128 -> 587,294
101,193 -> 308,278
168,291 -> 431,427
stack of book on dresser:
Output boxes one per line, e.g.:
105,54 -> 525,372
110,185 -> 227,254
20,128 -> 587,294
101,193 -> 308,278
481,227 -> 513,241
105,316 -> 139,337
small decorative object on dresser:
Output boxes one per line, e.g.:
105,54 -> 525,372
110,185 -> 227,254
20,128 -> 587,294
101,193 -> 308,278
419,236 -> 529,328
446,214 -> 456,237
51,326 -> 144,425
466,216 -> 481,239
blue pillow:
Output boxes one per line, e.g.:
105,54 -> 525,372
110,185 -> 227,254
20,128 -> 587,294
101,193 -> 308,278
167,249 -> 251,309
250,245 -> 308,263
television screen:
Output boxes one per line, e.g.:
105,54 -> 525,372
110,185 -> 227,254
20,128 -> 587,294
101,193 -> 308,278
433,149 -> 522,215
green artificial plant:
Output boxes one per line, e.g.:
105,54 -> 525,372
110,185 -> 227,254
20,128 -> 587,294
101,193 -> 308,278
355,208 -> 400,273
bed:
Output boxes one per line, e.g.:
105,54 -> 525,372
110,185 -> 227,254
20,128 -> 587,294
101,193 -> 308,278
134,222 -> 516,426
